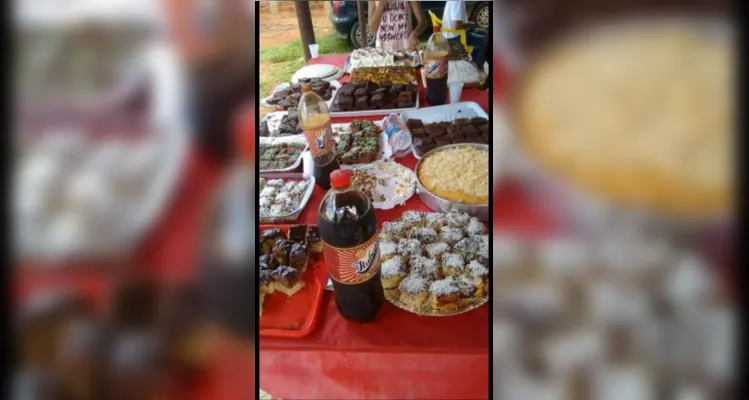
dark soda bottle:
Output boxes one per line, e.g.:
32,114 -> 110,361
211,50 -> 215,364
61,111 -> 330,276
298,83 -> 340,189
318,169 -> 384,322
424,25 -> 450,106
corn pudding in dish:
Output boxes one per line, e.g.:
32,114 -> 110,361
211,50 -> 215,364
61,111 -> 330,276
417,146 -> 489,205
514,22 -> 734,217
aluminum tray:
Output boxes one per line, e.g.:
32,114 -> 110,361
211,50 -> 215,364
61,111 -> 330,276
259,173 -> 315,224
415,143 -> 489,221
259,136 -> 308,173
329,81 -> 420,118
399,101 -> 489,159
343,52 -> 423,73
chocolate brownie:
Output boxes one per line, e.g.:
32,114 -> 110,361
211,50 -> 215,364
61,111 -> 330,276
411,128 -> 427,138
477,125 -> 489,136
455,118 -> 472,126
371,93 -> 384,108
407,119 -> 424,130
354,88 -> 367,98
471,117 -> 488,125
355,96 -> 368,109
460,124 -> 478,135
338,96 -> 354,110
398,91 -> 412,104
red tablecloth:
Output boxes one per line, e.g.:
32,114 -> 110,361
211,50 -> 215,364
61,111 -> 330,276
260,54 -> 548,400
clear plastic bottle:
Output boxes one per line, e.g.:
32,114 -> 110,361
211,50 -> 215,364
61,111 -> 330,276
298,83 -> 340,189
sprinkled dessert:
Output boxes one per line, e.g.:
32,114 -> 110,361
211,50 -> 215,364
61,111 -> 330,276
379,210 -> 488,314
429,277 -> 462,311
381,257 -> 407,289
398,275 -> 429,308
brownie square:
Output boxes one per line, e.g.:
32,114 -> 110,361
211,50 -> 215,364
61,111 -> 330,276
339,84 -> 355,96
354,88 -> 368,98
411,127 -> 427,138
438,122 -> 452,130
455,118 -> 471,126
388,86 -> 401,98
392,83 -> 405,92
460,124 -> 478,136
470,117 -> 488,125
371,93 -> 384,108
397,100 -> 411,108
355,96 -> 368,109
398,91 -> 412,104
355,80 -> 368,90
338,96 -> 354,109
407,119 -> 424,130
435,138 -> 452,147
477,125 -> 489,136
419,142 -> 436,154
322,88 -> 333,100
367,82 -> 379,94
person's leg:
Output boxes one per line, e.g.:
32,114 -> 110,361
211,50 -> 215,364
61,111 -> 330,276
467,29 -> 487,68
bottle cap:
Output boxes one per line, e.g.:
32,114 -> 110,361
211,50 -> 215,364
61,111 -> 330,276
302,83 -> 313,93
330,169 -> 351,189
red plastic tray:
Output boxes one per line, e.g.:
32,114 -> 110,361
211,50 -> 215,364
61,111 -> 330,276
259,225 -> 328,339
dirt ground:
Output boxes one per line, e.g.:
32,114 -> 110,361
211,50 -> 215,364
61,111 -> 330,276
259,9 -> 334,47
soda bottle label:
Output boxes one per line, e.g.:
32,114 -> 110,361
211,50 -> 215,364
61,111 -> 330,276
322,234 -> 381,284
304,124 -> 335,159
425,56 -> 448,79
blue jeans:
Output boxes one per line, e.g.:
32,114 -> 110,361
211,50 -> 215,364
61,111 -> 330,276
447,29 -> 487,67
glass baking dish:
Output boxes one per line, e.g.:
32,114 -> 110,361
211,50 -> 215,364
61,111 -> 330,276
259,172 -> 316,224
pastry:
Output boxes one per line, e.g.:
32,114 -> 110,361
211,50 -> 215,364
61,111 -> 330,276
289,243 -> 309,271
288,224 -> 307,243
305,227 -> 322,254
410,256 -> 439,279
424,242 -> 449,261
441,253 -> 465,277
380,240 -> 400,261
398,275 -> 429,308
272,239 -> 294,265
429,277 -> 462,311
270,265 -> 305,296
381,257 -> 407,289
467,260 -> 489,296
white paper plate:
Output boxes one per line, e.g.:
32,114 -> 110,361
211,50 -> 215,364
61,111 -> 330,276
261,80 -> 342,109
346,161 -> 417,210
290,64 -> 345,83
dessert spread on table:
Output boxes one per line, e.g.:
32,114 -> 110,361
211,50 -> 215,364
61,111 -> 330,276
331,81 -> 418,112
332,120 -> 382,164
259,177 -> 311,219
380,210 -> 488,314
259,225 -> 322,316
514,22 -> 733,216
418,146 -> 489,205
349,48 -> 419,69
349,66 -> 417,85
407,117 -> 489,156
259,143 -> 305,171
266,78 -> 335,110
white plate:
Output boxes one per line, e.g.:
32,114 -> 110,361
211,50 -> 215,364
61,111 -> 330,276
398,101 -> 489,159
261,80 -> 342,109
328,82 -> 420,118
291,64 -> 345,83
346,161 -> 417,210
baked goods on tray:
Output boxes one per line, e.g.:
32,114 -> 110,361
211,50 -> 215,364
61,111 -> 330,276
513,22 -> 733,216
350,66 -> 416,84
418,146 -> 489,205
407,117 -> 488,156
259,177 -> 311,219
259,225 -> 322,316
333,120 -> 382,164
266,78 -> 335,110
259,143 -> 305,171
448,41 -> 470,61
331,80 -> 417,112
380,210 -> 488,314
350,48 -> 419,68
260,107 -> 302,137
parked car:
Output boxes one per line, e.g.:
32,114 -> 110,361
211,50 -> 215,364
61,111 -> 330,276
330,1 -> 490,47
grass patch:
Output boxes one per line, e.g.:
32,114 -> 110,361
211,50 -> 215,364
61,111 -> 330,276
259,33 -> 355,101
259,59 -> 305,99
259,33 -> 354,63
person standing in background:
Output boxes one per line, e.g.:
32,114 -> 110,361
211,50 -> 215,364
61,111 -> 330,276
161,0 -> 254,161
442,0 -> 487,68
369,0 -> 427,51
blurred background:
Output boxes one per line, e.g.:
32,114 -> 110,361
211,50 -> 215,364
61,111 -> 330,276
12,0 -> 256,399
492,1 -> 735,399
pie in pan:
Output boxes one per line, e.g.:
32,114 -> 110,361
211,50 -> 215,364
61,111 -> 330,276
513,21 -> 734,217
